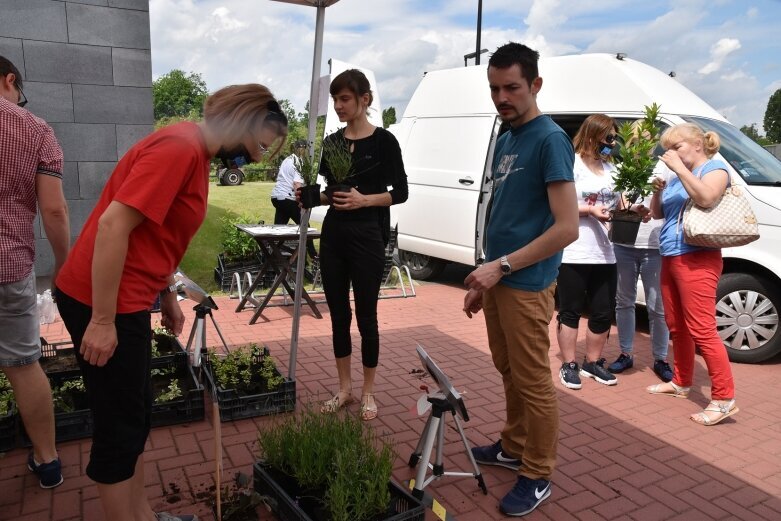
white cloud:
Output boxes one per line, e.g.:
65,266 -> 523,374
698,38 -> 741,75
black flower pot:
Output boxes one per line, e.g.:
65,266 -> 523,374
609,211 -> 643,245
300,184 -> 322,209
325,184 -> 353,203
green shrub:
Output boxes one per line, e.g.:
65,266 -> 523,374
209,343 -> 283,392
241,163 -> 278,182
0,373 -> 14,416
219,214 -> 260,262
258,407 -> 394,521
613,103 -> 662,207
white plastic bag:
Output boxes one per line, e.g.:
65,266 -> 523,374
38,289 -> 56,325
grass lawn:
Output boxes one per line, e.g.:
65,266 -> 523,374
179,180 -> 321,294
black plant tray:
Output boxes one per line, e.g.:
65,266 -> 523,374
150,363 -> 205,428
39,333 -> 188,380
0,404 -> 17,453
253,461 -> 425,521
20,372 -> 92,446
202,351 -> 295,422
215,252 -> 265,291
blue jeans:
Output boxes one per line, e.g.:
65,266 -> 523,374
614,245 -> 669,360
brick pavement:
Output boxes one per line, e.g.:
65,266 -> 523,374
2,277 -> 780,520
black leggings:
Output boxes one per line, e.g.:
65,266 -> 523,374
55,288 -> 152,484
320,218 -> 385,368
271,198 -> 318,258
556,263 -> 617,334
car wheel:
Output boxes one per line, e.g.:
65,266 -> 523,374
716,272 -> 781,363
223,169 -> 244,186
398,250 -> 446,280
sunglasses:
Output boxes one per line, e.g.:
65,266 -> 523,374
17,86 -> 28,108
604,133 -> 616,144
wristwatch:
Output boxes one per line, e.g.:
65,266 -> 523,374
162,283 -> 177,295
499,255 -> 512,276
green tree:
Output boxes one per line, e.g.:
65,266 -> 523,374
764,88 -> 781,143
152,69 -> 208,121
382,106 -> 397,128
740,123 -> 771,146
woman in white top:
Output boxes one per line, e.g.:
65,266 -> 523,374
557,114 -> 620,390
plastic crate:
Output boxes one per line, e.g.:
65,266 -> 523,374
202,350 -> 295,422
253,462 -> 425,521
151,333 -> 188,372
150,363 -> 205,428
0,404 -> 17,453
214,252 -> 265,291
20,372 -> 92,446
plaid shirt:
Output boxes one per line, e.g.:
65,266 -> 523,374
0,96 -> 64,283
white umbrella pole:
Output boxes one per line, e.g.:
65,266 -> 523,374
289,3 -> 325,380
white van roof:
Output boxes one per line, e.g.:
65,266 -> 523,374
402,53 -> 726,122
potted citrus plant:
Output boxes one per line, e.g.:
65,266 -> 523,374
610,102 -> 662,245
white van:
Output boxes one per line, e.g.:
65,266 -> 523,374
389,53 -> 781,363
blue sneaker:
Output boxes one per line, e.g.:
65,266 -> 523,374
471,439 -> 521,471
653,360 -> 674,382
500,475 -> 551,516
27,452 -> 63,489
608,353 -> 633,374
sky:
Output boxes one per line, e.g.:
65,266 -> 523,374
149,0 -> 781,133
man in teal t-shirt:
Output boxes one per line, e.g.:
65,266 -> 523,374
463,42 -> 578,517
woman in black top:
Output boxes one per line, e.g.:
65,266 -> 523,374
314,69 -> 408,420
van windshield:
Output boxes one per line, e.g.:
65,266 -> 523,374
683,116 -> 781,185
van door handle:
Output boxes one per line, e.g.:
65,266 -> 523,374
459,177 -> 474,185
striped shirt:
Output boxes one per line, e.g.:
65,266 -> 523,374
0,96 -> 64,283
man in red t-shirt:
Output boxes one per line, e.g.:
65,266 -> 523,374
0,56 -> 70,489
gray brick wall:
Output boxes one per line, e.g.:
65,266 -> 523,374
0,0 -> 154,276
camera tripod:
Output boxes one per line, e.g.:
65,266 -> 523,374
186,301 -> 230,367
408,392 -> 487,499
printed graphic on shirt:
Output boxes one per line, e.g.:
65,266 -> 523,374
580,187 -> 618,210
495,154 -> 523,189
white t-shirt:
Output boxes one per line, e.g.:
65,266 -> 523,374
562,155 -> 619,264
271,154 -> 304,201
622,161 -> 675,250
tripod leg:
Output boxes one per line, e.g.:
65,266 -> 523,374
189,317 -> 205,367
408,414 -> 433,468
412,415 -> 440,500
433,415 -> 446,476
208,312 -> 230,353
453,414 -> 488,495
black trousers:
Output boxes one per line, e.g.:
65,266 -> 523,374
55,288 -> 152,484
556,263 -> 617,334
320,218 -> 385,368
271,198 -> 317,259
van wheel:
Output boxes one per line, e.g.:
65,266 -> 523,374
223,169 -> 244,186
716,273 -> 781,363
399,250 -> 446,280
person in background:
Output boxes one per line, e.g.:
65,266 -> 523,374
609,159 -> 674,382
647,123 -> 738,426
556,114 -> 620,390
463,42 -> 578,517
271,138 -> 317,259
310,69 -> 408,422
55,85 -> 288,521
0,55 -> 69,489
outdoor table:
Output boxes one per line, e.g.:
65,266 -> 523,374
234,224 -> 323,324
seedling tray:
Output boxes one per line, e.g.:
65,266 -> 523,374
0,404 -> 18,453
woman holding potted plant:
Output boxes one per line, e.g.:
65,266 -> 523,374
305,69 -> 408,421
271,139 -> 317,259
54,85 -> 288,521
647,123 -> 737,426
557,114 -> 621,390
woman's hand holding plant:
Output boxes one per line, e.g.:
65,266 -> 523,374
331,188 -> 368,210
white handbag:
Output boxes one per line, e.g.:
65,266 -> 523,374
681,164 -> 759,248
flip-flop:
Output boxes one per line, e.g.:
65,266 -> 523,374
646,381 -> 690,398
321,390 -> 354,414
360,393 -> 378,421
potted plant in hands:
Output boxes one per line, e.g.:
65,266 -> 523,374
610,103 -> 662,245
295,144 -> 322,210
321,133 -> 355,201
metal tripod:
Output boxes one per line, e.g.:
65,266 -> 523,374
408,392 -> 487,499
186,302 -> 230,367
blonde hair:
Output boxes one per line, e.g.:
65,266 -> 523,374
203,84 -> 289,158
573,114 -> 617,159
660,123 -> 720,158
